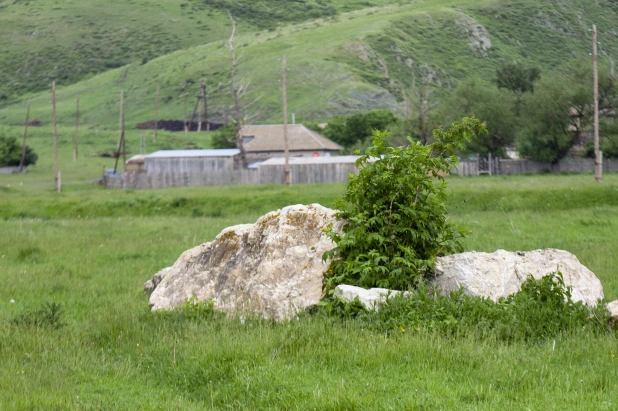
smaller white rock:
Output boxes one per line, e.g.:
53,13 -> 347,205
607,300 -> 618,326
432,249 -> 604,306
334,285 -> 406,311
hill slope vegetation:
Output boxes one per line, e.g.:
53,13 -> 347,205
0,0 -> 616,129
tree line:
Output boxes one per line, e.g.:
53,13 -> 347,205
289,59 -> 617,165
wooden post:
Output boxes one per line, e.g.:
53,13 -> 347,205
593,24 -> 602,183
204,84 -> 210,131
74,96 -> 79,162
154,86 -> 160,141
488,152 -> 493,176
19,100 -> 31,172
52,81 -> 60,192
197,79 -> 205,132
183,92 -> 188,136
113,90 -> 125,174
228,12 -> 248,168
282,55 -> 291,186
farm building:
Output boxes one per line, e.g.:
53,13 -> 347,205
258,156 -> 360,185
241,124 -> 343,162
144,149 -> 241,173
125,155 -> 146,172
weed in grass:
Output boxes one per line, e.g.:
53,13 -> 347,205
16,246 -> 43,263
154,298 -> 224,323
10,302 -> 66,330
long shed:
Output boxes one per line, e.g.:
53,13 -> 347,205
144,149 -> 241,173
257,155 -> 361,184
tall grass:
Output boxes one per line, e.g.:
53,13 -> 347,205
1,175 -> 617,408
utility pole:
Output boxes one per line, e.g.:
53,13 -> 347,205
282,55 -> 291,186
198,79 -> 205,132
204,84 -> 210,131
154,86 -> 160,141
183,92 -> 188,136
52,81 -> 61,193
593,24 -> 602,183
114,90 -> 125,174
74,96 -> 79,162
228,11 -> 248,168
19,100 -> 31,172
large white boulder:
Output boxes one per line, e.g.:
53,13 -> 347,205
432,249 -> 604,306
145,204 -> 343,321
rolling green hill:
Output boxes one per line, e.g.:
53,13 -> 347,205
0,0 -> 617,132
0,0 -> 402,100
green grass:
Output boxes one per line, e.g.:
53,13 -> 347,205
1,0 -> 616,128
1,175 -> 617,409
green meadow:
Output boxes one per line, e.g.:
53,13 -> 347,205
1,173 -> 618,409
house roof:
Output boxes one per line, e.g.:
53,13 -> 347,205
241,124 -> 343,152
145,149 -> 240,159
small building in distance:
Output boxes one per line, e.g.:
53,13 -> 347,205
124,155 -> 146,172
241,124 -> 343,162
144,149 -> 241,173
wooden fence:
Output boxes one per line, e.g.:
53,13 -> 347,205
0,166 -> 26,174
104,155 -> 618,189
455,156 -> 618,176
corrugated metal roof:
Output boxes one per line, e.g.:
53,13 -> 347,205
241,124 -> 343,152
258,155 -> 361,166
145,149 -> 240,158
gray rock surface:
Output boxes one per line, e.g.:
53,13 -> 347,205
146,204 -> 342,320
432,249 -> 604,306
607,300 -> 618,327
334,284 -> 406,310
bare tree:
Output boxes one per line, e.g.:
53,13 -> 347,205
228,11 -> 248,168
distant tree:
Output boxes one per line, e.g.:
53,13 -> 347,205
211,124 -> 237,149
442,80 -> 518,157
517,77 -> 574,165
0,136 -> 37,167
518,60 -> 617,165
496,63 -> 541,94
323,110 -> 398,148
496,63 -> 541,115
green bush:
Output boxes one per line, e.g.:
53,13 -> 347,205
0,136 -> 38,167
323,118 -> 487,292
323,109 -> 399,148
211,124 -> 236,149
337,272 -> 611,343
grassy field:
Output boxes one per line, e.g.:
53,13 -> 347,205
1,174 -> 617,409
1,0 -> 616,127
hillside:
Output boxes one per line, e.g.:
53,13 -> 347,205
0,0 -> 617,130
0,0 -> 401,100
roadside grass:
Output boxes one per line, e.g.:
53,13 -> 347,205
1,175 -> 617,408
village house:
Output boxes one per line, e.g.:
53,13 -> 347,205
241,124 -> 343,162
